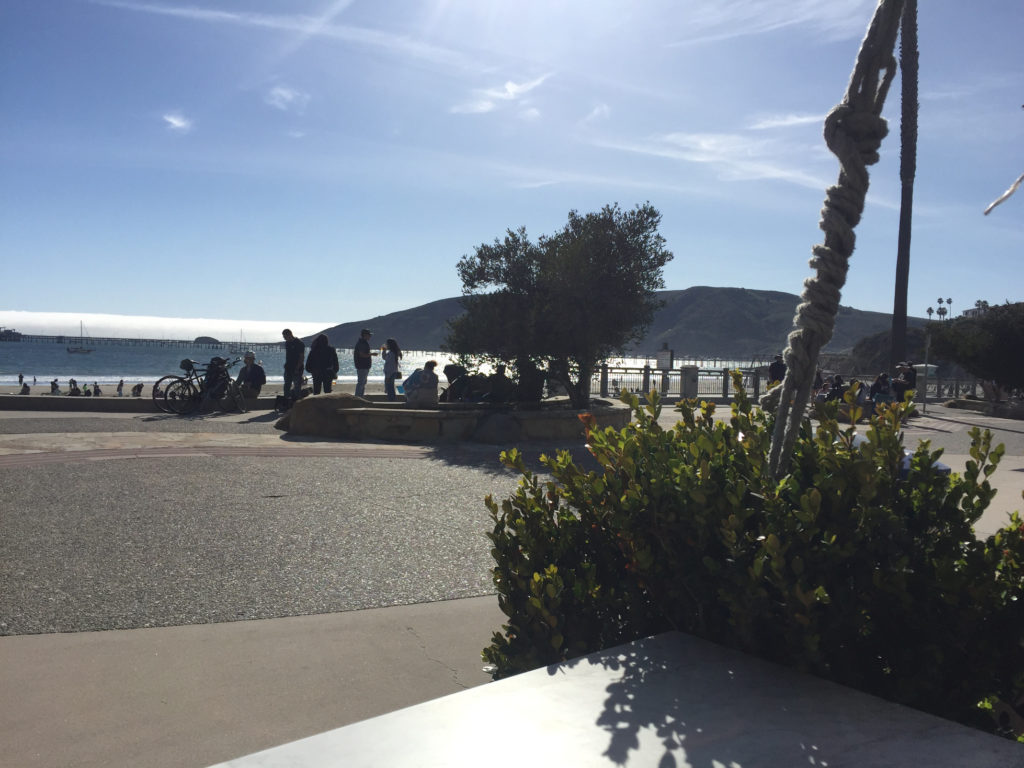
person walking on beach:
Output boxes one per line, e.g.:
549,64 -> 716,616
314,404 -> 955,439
282,329 -> 306,400
236,351 -> 267,398
116,379 -> 124,397
353,328 -> 376,397
381,337 -> 403,401
18,373 -> 23,386
305,334 -> 340,395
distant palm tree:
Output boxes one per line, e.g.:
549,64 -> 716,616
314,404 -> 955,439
926,306 -> 934,320
889,0 -> 918,371
937,305 -> 947,321
946,297 -> 953,318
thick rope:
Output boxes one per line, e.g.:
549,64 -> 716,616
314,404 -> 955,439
767,0 -> 905,477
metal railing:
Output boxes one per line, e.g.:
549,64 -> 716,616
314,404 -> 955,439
591,364 -> 984,404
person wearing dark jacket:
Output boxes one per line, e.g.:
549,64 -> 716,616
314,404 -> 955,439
282,328 -> 306,399
305,333 -> 340,395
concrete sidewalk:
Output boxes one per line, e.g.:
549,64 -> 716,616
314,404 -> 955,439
1,597 -> 503,768
2,404 -> 1022,767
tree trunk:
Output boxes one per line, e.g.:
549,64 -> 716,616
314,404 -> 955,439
890,0 -> 918,371
571,363 -> 593,409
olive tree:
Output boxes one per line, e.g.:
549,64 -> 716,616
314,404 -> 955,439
447,203 -> 673,407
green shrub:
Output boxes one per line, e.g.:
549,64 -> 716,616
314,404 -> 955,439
483,376 -> 1024,739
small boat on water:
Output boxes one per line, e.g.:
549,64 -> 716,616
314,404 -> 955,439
67,321 -> 95,354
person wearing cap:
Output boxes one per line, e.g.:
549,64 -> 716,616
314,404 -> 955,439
236,350 -> 267,398
353,328 -> 376,397
768,353 -> 786,384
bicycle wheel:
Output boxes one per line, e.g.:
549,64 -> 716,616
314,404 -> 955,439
228,381 -> 247,413
152,375 -> 181,413
166,379 -> 201,415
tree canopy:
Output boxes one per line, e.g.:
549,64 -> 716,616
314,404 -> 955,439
446,202 -> 673,407
930,302 -> 1024,390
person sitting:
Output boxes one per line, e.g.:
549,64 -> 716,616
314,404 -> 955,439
131,382 -> 144,397
19,383 -> 30,395
93,382 -> 102,396
869,372 -> 893,411
50,379 -> 60,395
236,351 -> 267,398
403,360 -> 439,408
825,374 -> 845,401
483,364 -> 516,403
83,384 -> 92,397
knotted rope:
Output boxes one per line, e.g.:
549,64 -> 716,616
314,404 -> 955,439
767,0 -> 905,477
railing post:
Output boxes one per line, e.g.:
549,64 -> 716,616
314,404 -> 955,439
722,368 -> 729,399
600,364 -> 609,398
642,365 -> 651,394
753,370 -> 760,400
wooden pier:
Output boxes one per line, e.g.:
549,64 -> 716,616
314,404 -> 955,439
4,334 -> 281,353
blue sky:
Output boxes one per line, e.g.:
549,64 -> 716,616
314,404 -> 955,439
2,0 -> 1021,341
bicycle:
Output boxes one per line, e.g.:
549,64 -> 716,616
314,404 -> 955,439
153,356 -> 247,415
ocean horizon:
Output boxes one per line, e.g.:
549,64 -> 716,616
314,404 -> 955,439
0,337 -> 757,390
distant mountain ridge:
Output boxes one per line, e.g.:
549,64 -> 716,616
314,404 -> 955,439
311,287 -> 922,358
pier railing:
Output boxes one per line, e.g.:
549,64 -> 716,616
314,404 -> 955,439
4,334 -> 281,353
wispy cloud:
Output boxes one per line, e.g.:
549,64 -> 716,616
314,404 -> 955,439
519,107 -> 541,121
450,100 -> 496,115
265,85 -> 311,113
451,73 -> 552,116
95,0 -> 480,72
669,0 -> 874,47
594,131 -> 829,190
581,103 -> 611,125
748,113 -> 822,130
162,112 -> 193,133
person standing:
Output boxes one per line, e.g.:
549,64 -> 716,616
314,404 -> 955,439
768,354 -> 786,384
236,351 -> 267,397
282,329 -> 306,399
116,379 -> 124,397
305,334 -> 340,394
381,337 -> 403,401
18,373 -> 23,386
892,362 -> 917,403
353,328 -> 376,397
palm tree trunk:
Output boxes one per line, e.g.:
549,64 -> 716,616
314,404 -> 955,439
890,0 -> 918,370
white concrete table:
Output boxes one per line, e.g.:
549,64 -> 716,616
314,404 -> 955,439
210,631 -> 1024,767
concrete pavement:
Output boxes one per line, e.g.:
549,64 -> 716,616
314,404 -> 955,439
1,402 -> 1022,767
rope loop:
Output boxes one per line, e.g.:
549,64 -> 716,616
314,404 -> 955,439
765,0 -> 905,477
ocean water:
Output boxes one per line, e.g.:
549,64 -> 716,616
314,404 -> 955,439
0,340 -> 457,388
0,339 -> 758,389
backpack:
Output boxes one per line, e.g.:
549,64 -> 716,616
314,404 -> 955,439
402,369 -> 422,393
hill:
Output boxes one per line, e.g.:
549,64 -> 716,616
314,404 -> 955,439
310,287 -> 923,359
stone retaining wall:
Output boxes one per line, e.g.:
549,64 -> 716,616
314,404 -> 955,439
277,393 -> 631,443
